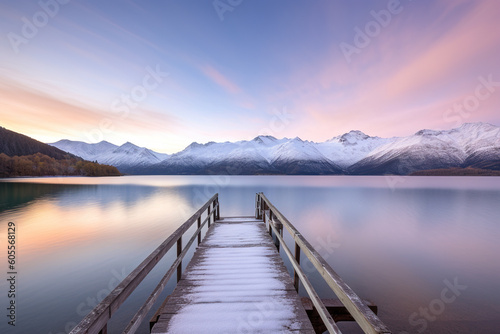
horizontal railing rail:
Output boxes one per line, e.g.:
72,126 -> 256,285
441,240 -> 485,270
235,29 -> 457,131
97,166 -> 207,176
70,194 -> 220,334
256,192 -> 391,334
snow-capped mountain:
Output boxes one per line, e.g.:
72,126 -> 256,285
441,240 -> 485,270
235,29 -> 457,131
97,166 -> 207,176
147,136 -> 343,175
50,140 -> 168,173
348,123 -> 500,174
316,130 -> 395,168
49,122 -> 500,175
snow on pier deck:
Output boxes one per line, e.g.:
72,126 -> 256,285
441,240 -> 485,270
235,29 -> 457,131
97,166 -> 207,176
151,217 -> 315,334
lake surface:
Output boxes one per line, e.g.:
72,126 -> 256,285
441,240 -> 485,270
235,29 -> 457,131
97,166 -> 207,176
1,175 -> 499,334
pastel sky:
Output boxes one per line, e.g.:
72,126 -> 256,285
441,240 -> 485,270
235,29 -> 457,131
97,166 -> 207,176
1,0 -> 499,153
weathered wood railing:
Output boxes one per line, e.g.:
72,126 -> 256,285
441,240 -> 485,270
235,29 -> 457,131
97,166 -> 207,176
70,194 -> 220,334
255,192 -> 391,334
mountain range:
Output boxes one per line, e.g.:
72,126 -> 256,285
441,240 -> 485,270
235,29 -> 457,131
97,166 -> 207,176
49,122 -> 500,175
51,140 -> 168,173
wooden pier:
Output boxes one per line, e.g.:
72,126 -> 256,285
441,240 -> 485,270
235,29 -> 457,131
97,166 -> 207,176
150,216 -> 315,333
70,193 -> 391,334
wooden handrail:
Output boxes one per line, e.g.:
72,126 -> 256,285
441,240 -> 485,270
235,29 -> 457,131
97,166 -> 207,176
70,194 -> 219,334
266,212 -> 341,333
256,192 -> 391,334
123,201 -> 218,334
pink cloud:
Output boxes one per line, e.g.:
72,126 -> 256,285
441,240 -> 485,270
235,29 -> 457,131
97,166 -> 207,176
274,0 -> 500,140
376,0 -> 500,102
201,65 -> 241,94
0,78 -> 179,144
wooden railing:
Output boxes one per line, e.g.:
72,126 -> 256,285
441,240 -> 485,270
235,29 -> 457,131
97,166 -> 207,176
70,194 -> 220,334
255,192 -> 391,334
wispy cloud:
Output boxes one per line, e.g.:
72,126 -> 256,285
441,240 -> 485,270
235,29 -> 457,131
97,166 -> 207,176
269,0 -> 500,140
200,65 -> 241,95
373,0 -> 499,103
0,78 -> 179,144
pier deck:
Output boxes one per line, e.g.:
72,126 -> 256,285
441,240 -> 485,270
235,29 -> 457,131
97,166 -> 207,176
70,193 -> 390,334
151,216 -> 315,333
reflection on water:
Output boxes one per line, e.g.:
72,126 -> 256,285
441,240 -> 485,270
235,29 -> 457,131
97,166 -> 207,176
1,176 -> 499,333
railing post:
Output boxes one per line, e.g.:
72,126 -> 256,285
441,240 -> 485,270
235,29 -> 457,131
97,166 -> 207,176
255,193 -> 261,219
212,201 -> 216,222
177,236 -> 182,282
207,207 -> 211,228
262,200 -> 265,224
259,193 -> 262,219
294,242 -> 301,292
197,216 -> 201,245
268,210 -> 273,236
265,202 -> 268,224
98,324 -> 107,334
216,197 -> 220,220
255,193 -> 257,218
275,219 -> 282,252
262,200 -> 267,223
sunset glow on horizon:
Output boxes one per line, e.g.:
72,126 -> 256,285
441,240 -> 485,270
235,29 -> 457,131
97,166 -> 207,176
1,0 -> 499,153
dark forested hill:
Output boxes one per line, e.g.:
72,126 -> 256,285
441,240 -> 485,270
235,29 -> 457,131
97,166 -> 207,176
0,126 -> 121,177
0,126 -> 73,159
410,167 -> 500,176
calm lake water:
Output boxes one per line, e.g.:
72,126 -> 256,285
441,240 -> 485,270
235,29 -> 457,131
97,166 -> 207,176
1,175 -> 499,334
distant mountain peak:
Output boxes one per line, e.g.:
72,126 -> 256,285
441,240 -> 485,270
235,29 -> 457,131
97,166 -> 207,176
415,129 -> 442,136
250,136 -> 279,147
121,141 -> 139,147
187,142 -> 202,149
461,121 -> 487,127
341,130 -> 369,141
329,130 -> 371,144
415,122 -> 496,137
252,135 -> 277,142
458,122 -> 496,131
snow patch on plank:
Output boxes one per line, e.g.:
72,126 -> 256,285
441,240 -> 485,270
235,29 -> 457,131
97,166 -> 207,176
161,219 -> 303,333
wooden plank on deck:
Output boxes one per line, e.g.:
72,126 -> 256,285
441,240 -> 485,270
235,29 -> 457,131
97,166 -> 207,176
151,217 -> 315,334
